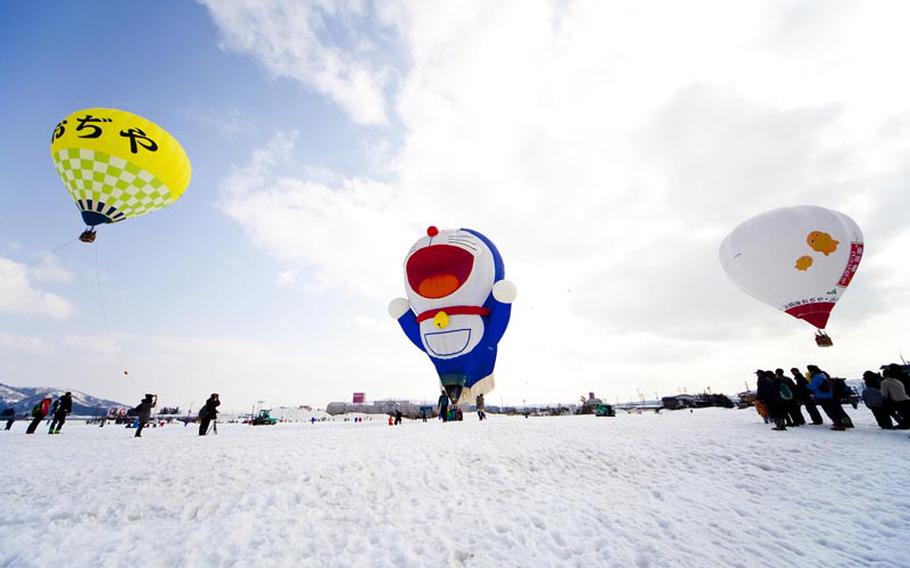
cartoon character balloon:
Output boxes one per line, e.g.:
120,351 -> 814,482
51,108 -> 191,242
719,205 -> 863,346
389,226 -> 516,403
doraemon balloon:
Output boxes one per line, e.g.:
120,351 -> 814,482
389,226 -> 516,404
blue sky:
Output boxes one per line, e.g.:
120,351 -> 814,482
0,1 -> 389,409
3,1 -> 910,412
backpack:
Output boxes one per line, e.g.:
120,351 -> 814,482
818,378 -> 831,394
779,383 -> 794,401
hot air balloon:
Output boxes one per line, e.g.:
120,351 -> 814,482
719,206 -> 864,346
389,226 -> 517,404
50,108 -> 191,242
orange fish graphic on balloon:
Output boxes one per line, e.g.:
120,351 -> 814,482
795,256 -> 813,271
806,231 -> 839,256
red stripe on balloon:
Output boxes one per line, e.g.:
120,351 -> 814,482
785,302 -> 835,330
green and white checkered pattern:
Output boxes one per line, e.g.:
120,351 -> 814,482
53,148 -> 174,222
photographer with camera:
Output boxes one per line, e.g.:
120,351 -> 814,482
133,393 -> 157,438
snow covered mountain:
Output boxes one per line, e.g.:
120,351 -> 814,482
0,383 -> 126,416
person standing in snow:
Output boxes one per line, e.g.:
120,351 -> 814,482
881,367 -> 910,428
394,409 -> 403,425
25,398 -> 51,434
806,365 -> 849,431
775,369 -> 804,426
829,378 -> 855,427
476,393 -> 486,421
861,371 -> 892,430
437,390 -> 449,423
757,370 -> 786,430
792,367 -> 823,425
134,394 -> 157,438
48,391 -> 73,434
198,393 -> 220,436
47,398 -> 60,426
884,364 -> 910,393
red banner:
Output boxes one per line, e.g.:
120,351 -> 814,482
837,242 -> 863,287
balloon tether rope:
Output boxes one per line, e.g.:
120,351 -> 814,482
0,237 -> 77,285
93,245 -> 142,394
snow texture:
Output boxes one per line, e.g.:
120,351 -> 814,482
1,408 -> 908,568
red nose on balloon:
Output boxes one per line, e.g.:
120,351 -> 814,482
427,226 -> 439,237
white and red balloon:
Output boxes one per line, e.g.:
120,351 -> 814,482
720,205 -> 864,335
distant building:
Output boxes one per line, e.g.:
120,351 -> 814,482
325,399 -> 429,419
662,393 -> 734,410
661,395 -> 698,410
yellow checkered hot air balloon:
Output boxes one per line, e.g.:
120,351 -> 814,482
50,108 -> 191,242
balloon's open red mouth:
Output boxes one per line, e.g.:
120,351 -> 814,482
406,245 -> 474,298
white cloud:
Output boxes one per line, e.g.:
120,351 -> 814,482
0,334 -> 55,354
275,269 -> 298,287
0,257 -> 75,319
219,132 -> 408,298
211,0 -> 910,400
62,335 -> 119,354
200,0 -> 391,125
28,252 -> 74,284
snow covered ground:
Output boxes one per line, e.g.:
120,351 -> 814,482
1,407 -> 908,568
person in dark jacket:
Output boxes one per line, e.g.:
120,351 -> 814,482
830,378 -> 855,427
47,398 -> 60,426
862,371 -> 892,429
807,365 -> 849,431
792,367 -> 823,424
48,392 -> 73,434
394,409 -> 403,425
775,369 -> 804,426
2,408 -> 15,430
26,398 -> 51,434
768,371 -> 793,427
198,393 -> 220,436
756,370 -> 786,430
134,394 -> 157,438
884,363 -> 910,393
437,390 -> 449,423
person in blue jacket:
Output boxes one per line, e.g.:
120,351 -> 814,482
806,365 -> 849,431
792,367 -> 823,425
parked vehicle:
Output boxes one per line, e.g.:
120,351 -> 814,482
594,404 -> 615,417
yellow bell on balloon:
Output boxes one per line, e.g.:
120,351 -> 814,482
50,108 -> 191,239
433,311 -> 449,329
